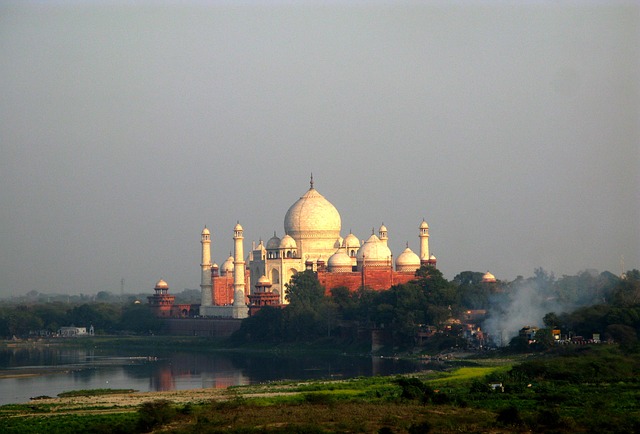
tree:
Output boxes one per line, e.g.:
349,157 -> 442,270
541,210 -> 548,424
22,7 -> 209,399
543,312 -> 561,329
284,271 -> 331,341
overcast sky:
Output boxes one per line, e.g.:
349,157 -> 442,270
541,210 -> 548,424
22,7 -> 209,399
1,1 -> 638,297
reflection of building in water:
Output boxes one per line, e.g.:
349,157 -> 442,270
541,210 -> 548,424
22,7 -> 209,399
149,353 -> 250,391
151,365 -> 175,391
199,178 -> 438,319
201,371 -> 250,389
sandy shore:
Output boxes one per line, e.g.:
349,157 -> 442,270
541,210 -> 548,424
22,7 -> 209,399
21,384 -> 302,413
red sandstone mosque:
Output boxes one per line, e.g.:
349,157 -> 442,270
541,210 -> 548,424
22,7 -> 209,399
198,177 -> 437,319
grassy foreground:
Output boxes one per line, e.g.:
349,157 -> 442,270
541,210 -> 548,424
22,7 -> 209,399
1,346 -> 640,433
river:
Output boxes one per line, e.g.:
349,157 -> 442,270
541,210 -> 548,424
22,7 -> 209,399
0,343 -> 427,405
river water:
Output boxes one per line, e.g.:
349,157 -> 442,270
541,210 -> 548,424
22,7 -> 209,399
0,344 -> 426,405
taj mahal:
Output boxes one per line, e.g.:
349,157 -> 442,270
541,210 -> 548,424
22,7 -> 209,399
198,177 -> 437,319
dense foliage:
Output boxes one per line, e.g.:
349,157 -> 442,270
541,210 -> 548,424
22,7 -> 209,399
0,302 -> 162,337
233,266 -> 640,351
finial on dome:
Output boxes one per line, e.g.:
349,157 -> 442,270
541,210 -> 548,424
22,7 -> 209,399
406,241 -> 409,248
310,173 -> 314,189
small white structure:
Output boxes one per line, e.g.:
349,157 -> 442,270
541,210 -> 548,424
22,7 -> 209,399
58,326 -> 91,337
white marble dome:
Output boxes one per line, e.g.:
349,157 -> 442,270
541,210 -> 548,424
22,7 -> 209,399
396,247 -> 420,271
279,234 -> 297,249
356,233 -> 392,265
221,255 -> 234,274
201,227 -> 210,235
343,232 -> 360,249
328,249 -> 353,272
284,186 -> 341,241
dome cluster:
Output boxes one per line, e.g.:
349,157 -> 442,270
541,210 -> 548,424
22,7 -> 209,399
198,178 -> 436,313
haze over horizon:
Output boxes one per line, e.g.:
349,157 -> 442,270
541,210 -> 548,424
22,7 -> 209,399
1,1 -> 638,297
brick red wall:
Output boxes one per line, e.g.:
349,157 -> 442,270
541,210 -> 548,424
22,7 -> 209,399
212,275 -> 234,305
317,269 -> 417,294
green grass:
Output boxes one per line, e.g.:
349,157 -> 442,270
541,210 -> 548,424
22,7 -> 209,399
427,365 -> 511,386
0,413 -> 138,434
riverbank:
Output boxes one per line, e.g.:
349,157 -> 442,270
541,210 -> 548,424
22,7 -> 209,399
3,349 -> 639,434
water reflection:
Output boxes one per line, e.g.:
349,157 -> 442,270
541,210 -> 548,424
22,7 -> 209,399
0,346 -> 425,405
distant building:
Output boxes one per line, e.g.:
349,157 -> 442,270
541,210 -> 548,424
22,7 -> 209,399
198,177 -> 438,319
147,279 -> 196,318
58,326 -> 93,337
481,271 -> 497,283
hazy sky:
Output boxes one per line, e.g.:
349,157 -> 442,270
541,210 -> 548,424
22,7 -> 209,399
1,1 -> 638,297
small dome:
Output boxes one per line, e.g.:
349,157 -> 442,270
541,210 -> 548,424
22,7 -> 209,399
430,254 -> 437,260
482,271 -> 496,283
266,232 -> 281,250
279,234 -> 297,249
396,247 -> 420,269
328,249 -> 353,270
212,262 -> 219,269
379,223 -> 388,233
234,222 -> 243,231
357,234 -> 392,263
257,275 -> 271,285
221,255 -> 234,273
420,219 -> 429,229
343,232 -> 360,249
202,227 -> 210,235
155,279 -> 168,289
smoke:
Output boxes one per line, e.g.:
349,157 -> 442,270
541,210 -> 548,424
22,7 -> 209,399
483,269 -> 560,346
482,268 -> 612,346
483,281 -> 550,346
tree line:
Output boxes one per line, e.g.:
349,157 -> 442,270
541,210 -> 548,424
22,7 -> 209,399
0,302 -> 162,338
234,266 -> 640,350
2,266 -> 639,349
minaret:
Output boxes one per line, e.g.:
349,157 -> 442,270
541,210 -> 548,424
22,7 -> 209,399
200,227 -> 213,307
419,219 -> 430,264
379,223 -> 388,246
232,222 -> 249,318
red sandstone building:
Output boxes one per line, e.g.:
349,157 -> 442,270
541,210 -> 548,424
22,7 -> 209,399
147,279 -> 195,318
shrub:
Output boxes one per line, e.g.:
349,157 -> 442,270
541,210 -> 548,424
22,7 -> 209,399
394,377 -> 434,403
408,420 -> 432,434
496,405 -> 523,427
303,392 -> 336,406
136,399 -> 176,432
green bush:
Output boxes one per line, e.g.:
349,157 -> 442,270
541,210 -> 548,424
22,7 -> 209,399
136,399 -> 176,432
394,377 -> 434,403
303,392 -> 336,406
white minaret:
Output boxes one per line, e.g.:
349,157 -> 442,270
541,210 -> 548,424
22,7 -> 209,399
379,223 -> 388,246
200,227 -> 213,307
419,219 -> 430,264
232,222 -> 249,318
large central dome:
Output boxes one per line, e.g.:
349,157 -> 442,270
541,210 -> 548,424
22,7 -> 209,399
284,184 -> 341,241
